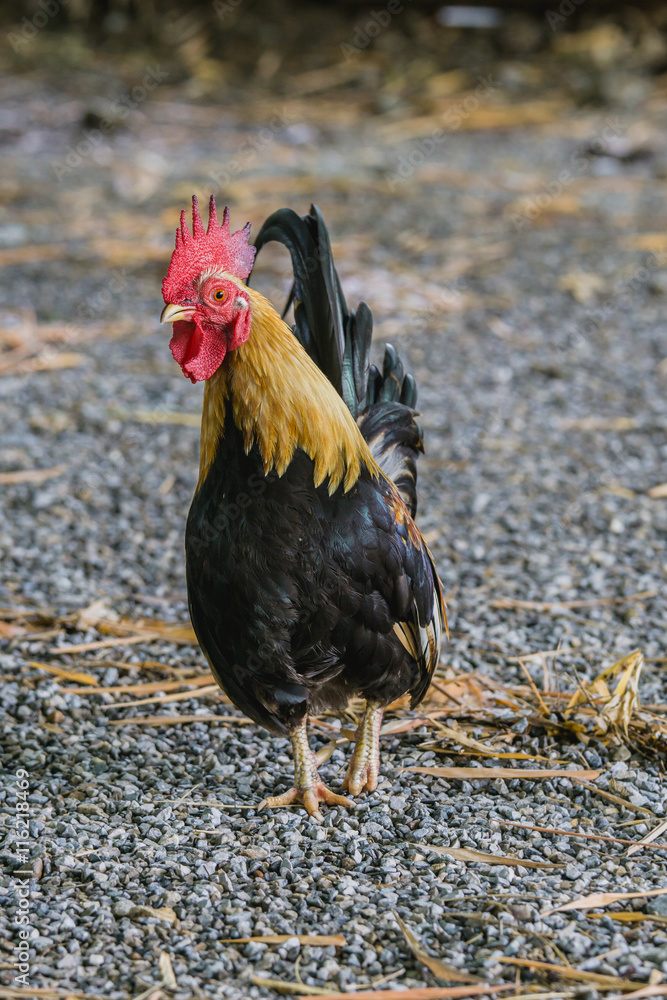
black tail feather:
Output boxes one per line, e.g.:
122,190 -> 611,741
252,205 -> 423,511
359,344 -> 423,516
253,204 -> 371,417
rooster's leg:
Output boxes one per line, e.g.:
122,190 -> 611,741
343,701 -> 384,795
259,719 -> 353,823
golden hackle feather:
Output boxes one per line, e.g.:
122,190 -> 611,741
198,286 -> 381,493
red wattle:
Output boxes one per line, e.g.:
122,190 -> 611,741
169,319 -> 227,382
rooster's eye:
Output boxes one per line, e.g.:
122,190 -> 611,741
213,289 -> 226,302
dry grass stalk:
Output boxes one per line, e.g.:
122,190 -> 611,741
517,659 -> 549,715
425,747 -> 567,763
499,957 -> 642,991
100,684 -> 220,711
544,887 -> 667,916
28,661 -> 99,685
46,616 -> 197,655
380,717 -> 431,735
103,618 -> 198,643
51,635 -> 155,655
421,722 -> 563,763
394,914 -> 482,983
418,843 -> 560,870
405,766 -> 600,780
0,991 -> 103,1000
108,407 -> 200,427
490,591 -> 655,612
0,466 -> 66,484
249,977 -> 346,996
252,980 -> 515,999
572,779 -> 655,816
123,659 -> 204,676
0,989 -> 108,1000
617,987 -> 667,1000
567,651 -> 644,736
65,674 -> 213,696
499,821 -> 667,853
505,648 -> 576,662
11,352 -> 87,375
559,416 -> 638,431
315,737 -> 345,765
425,721 -> 556,761
0,244 -> 71,267
492,995 -> 573,1000
377,100 -> 568,143
109,713 -> 250,727
589,912 -> 667,925
599,651 -> 644,735
627,819 -> 667,857
158,951 -> 177,990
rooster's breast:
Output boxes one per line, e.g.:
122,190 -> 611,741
185,417 -> 430,735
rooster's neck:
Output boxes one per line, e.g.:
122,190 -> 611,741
197,288 -> 379,493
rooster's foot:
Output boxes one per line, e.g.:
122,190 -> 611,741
260,782 -> 352,823
259,718 -> 352,822
343,701 -> 384,796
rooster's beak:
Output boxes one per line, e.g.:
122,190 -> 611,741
161,303 -> 197,324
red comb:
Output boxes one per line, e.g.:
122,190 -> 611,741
162,195 -> 255,302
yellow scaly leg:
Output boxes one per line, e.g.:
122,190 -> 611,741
343,701 -> 384,796
259,718 -> 352,823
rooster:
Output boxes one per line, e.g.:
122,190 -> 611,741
160,197 -> 446,820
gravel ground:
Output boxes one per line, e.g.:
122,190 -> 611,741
1,19 -> 667,1000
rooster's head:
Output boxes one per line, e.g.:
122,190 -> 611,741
161,195 -> 256,383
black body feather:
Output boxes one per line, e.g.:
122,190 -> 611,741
186,413 -> 438,735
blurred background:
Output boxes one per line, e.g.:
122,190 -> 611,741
1,0 -> 666,675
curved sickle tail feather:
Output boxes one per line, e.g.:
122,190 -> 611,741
357,344 -> 423,517
252,204 -> 424,514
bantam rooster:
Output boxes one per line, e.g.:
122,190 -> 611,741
160,197 -> 446,820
